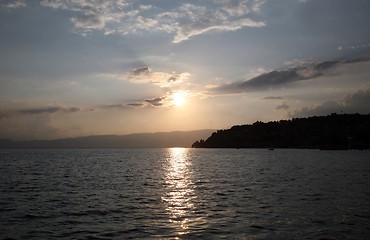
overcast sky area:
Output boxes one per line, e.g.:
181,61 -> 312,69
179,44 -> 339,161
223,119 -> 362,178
1,0 -> 370,140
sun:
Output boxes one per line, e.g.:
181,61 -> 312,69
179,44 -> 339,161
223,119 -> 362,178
171,91 -> 187,107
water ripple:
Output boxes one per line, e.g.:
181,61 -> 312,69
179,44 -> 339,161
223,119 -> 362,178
1,148 -> 370,239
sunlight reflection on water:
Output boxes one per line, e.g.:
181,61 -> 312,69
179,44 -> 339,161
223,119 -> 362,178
162,148 -> 196,237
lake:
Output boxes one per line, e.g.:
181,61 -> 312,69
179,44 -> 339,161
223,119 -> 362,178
0,148 -> 369,239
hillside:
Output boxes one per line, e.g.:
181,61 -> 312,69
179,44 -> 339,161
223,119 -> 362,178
0,130 -> 214,148
192,114 -> 370,150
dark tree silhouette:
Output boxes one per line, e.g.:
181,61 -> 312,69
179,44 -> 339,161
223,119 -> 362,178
192,113 -> 370,150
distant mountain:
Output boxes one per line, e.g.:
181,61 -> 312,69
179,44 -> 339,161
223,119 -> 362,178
0,130 -> 214,148
192,113 -> 370,150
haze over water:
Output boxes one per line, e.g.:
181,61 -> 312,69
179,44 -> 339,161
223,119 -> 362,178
1,148 -> 369,239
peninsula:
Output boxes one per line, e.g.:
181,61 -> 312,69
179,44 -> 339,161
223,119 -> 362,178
192,113 -> 370,150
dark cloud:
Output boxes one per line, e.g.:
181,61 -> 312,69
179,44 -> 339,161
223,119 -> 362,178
101,102 -> 143,109
168,75 -> 178,82
314,60 -> 338,71
241,70 -> 300,89
0,112 -> 10,119
276,103 -> 290,110
290,88 -> 370,118
101,104 -> 128,110
1,96 -> 169,121
214,69 -> 304,93
18,106 -> 81,115
214,58 -> 370,94
145,97 -> 165,107
4,101 -> 152,118
167,72 -> 189,83
129,66 -> 191,87
68,107 -> 80,112
263,96 -> 284,100
131,67 -> 151,76
19,107 -> 62,115
127,103 -> 144,107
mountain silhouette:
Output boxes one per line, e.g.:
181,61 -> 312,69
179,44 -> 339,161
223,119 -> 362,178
1,130 -> 214,148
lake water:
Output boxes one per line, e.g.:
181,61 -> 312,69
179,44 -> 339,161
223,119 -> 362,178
0,148 -> 369,239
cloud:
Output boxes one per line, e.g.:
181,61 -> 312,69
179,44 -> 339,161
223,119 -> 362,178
39,0 -> 132,32
71,13 -> 105,30
242,70 -> 300,88
213,58 -> 370,94
173,17 -> 265,43
102,90 -> 192,109
164,1 -> 266,43
100,104 -> 129,110
38,0 -> 266,43
341,88 -> 370,113
18,106 -> 81,115
0,0 -> 27,8
170,2 -> 266,43
101,102 -> 146,109
275,103 -> 290,110
7,94 -> 175,116
0,0 -> 26,8
129,67 -> 191,87
214,69 -> 302,94
131,67 -> 150,76
338,42 -> 370,51
0,112 -> 10,119
0,106 -> 82,118
127,103 -> 144,107
39,0 -> 65,9
220,0 -> 263,16
145,97 -> 165,107
263,96 -> 284,100
290,88 -> 370,118
2,100 -> 165,118
100,95 -> 171,109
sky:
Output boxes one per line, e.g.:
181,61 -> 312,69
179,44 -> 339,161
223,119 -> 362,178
1,0 -> 370,140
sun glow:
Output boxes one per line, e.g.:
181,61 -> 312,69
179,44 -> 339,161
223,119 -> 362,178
171,91 -> 187,107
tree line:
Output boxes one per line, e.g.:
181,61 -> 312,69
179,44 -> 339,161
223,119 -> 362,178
192,113 -> 370,150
